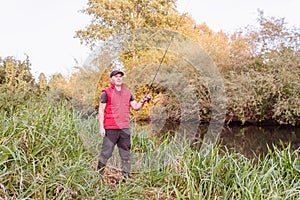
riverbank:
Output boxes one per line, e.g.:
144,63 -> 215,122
1,99 -> 299,199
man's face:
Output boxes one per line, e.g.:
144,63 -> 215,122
110,73 -> 123,86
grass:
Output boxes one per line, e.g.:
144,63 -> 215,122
0,99 -> 299,199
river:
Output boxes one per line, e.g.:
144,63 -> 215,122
137,120 -> 300,158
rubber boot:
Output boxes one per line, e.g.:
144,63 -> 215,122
121,160 -> 131,180
121,171 -> 131,179
97,161 -> 105,181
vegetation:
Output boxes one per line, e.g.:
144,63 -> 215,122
1,2 -> 298,125
0,99 -> 299,198
72,1 -> 300,126
1,0 -> 300,199
75,0 -> 180,47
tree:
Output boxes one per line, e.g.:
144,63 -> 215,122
37,72 -> 48,93
195,23 -> 231,72
0,56 -> 34,89
0,56 -> 35,114
74,0 -> 233,121
48,73 -> 67,89
75,0 -> 181,48
225,11 -> 300,125
48,73 -> 70,101
254,10 -> 299,56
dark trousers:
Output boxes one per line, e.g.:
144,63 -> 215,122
98,128 -> 131,173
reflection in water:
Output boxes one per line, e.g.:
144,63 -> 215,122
220,125 -> 300,158
136,120 -> 300,158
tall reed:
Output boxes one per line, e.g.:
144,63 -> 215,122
1,99 -> 299,199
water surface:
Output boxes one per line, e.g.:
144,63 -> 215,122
138,121 -> 300,158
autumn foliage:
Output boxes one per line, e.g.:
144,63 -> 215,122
1,2 -> 299,126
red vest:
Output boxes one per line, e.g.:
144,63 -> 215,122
104,84 -> 131,129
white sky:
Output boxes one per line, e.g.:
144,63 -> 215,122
0,0 -> 299,79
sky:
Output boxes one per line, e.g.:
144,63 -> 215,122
0,0 -> 299,79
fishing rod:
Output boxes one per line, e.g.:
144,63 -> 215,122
146,33 -> 174,95
146,1 -> 191,96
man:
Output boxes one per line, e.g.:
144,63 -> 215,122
97,69 -> 150,180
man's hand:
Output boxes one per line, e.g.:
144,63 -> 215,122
99,127 -> 106,137
140,94 -> 151,103
132,94 -> 151,111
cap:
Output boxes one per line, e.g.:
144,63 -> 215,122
110,70 -> 124,78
